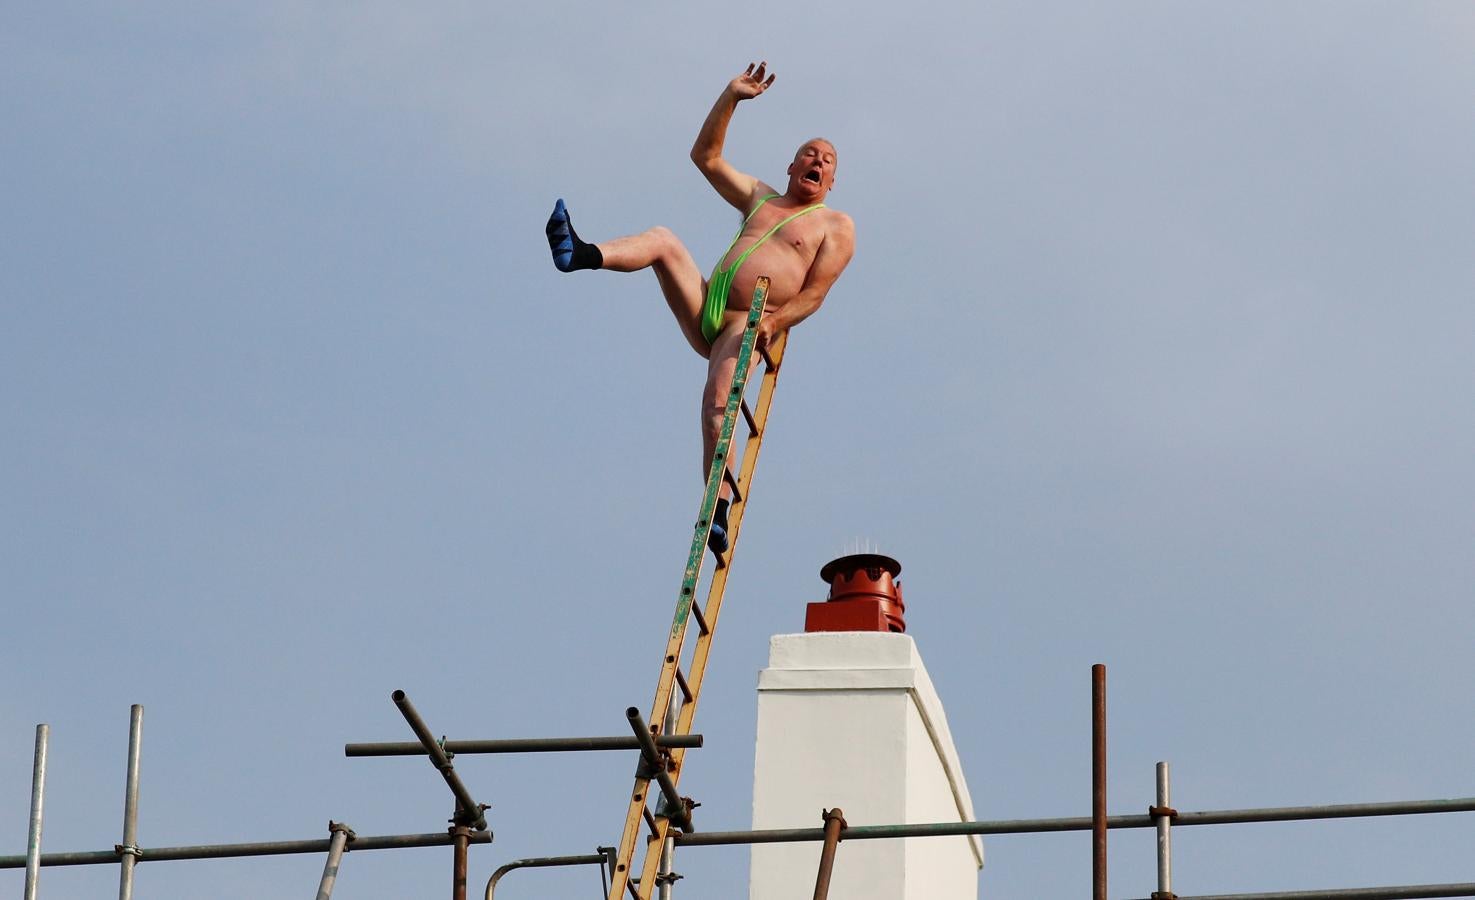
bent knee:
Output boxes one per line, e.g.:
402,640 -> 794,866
644,225 -> 678,252
650,225 -> 700,271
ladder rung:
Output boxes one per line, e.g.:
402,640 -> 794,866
674,667 -> 694,704
722,466 -> 743,503
626,875 -> 643,900
691,601 -> 710,636
643,806 -> 659,837
740,398 -> 759,435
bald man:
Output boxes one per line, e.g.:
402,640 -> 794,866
546,62 -> 855,552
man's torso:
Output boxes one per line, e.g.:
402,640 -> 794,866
713,189 -> 840,321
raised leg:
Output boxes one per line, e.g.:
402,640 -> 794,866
545,201 -> 742,555
598,226 -> 710,357
545,202 -> 710,357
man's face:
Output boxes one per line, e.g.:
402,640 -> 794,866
786,140 -> 837,201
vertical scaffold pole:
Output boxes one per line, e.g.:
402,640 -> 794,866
1092,665 -> 1107,900
118,704 -> 144,900
812,808 -> 846,900
452,824 -> 472,900
657,838 -> 676,900
657,690 -> 682,900
1153,762 -> 1174,899
24,724 -> 49,900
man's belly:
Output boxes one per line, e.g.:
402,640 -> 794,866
720,247 -> 809,315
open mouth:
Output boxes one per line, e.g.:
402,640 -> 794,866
803,169 -> 822,184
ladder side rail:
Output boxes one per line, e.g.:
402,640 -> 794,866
673,330 -> 786,739
631,334 -> 789,898
635,817 -> 676,898
646,279 -> 770,733
608,279 -> 772,900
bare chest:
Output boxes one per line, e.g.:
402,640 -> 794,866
724,207 -> 828,267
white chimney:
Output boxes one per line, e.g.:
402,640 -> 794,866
748,555 -> 983,900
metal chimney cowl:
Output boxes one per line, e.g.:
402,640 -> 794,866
806,553 -> 906,634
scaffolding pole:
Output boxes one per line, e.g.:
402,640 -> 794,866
313,822 -> 354,900
452,825 -> 472,900
627,707 -> 693,833
390,690 -> 489,832
483,852 -> 610,900
1153,761 -> 1175,899
1,831 -> 491,869
23,724 -> 48,900
811,808 -> 846,900
346,735 -> 703,757
665,795 -> 1475,900
117,704 -> 144,900
656,690 -> 684,900
1131,885 -> 1475,900
670,795 -> 1475,846
1093,664 -> 1107,900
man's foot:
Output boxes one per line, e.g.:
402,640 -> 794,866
707,498 -> 730,555
546,199 -> 603,272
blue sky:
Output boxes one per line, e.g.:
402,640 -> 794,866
5,3 -> 1475,898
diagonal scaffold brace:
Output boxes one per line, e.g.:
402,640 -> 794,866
607,276 -> 789,900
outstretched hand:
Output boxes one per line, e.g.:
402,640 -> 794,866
729,61 -> 776,100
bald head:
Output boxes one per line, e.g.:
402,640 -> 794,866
795,138 -> 837,166
786,138 -> 838,201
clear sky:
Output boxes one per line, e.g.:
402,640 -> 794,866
5,3 -> 1474,898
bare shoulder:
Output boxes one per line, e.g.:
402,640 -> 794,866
822,207 -> 853,227
820,208 -> 855,245
751,181 -> 782,210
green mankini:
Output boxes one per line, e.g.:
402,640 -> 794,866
701,194 -> 826,343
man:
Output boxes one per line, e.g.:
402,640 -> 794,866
546,62 -> 856,552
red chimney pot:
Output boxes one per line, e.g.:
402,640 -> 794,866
806,553 -> 906,634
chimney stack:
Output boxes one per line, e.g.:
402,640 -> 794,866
749,554 -> 982,900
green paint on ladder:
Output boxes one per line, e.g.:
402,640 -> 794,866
669,281 -> 768,640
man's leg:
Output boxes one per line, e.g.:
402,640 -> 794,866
699,323 -> 748,552
546,201 -> 711,357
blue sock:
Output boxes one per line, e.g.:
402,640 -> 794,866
546,199 -> 602,272
708,498 -> 730,554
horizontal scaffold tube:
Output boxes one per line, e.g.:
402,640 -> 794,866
674,796 -> 1475,847
1141,883 -> 1475,900
346,735 -> 703,756
0,831 -> 491,869
485,853 -> 609,900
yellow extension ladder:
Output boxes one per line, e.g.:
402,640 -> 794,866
607,277 -> 786,899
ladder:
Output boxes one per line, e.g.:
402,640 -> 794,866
608,277 -> 788,900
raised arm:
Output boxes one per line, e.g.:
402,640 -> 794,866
691,62 -> 775,212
